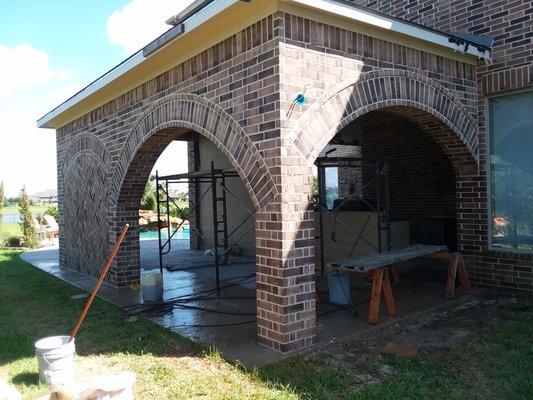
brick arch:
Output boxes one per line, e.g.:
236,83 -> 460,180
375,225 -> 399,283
109,93 -> 277,211
289,69 -> 478,166
61,132 -> 110,177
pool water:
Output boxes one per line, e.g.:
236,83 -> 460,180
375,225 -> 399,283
140,227 -> 190,240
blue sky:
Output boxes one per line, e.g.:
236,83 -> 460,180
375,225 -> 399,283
1,0 -> 129,82
0,0 -> 193,197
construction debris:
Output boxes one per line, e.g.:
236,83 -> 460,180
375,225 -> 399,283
37,372 -> 136,400
380,341 -> 419,357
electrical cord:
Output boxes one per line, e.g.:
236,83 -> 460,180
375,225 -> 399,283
167,320 -> 257,328
317,299 -> 370,317
128,272 -> 255,308
164,260 -> 255,272
126,273 -> 256,316
127,271 -> 371,329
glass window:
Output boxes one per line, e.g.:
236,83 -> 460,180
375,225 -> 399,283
324,167 -> 339,210
489,91 -> 533,251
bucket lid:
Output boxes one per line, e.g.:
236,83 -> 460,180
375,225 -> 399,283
35,335 -> 73,350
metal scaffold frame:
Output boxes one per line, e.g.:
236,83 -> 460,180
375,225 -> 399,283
315,156 -> 391,275
155,161 -> 255,292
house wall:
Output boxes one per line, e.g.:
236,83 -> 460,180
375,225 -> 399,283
352,0 -> 533,291
360,115 -> 457,243
53,4 -> 530,354
56,13 -> 281,283
275,11 -> 481,306
56,13 -> 310,352
191,136 -> 256,257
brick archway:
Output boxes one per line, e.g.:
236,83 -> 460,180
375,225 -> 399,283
106,93 -> 277,286
289,69 -> 478,166
109,93 -> 277,212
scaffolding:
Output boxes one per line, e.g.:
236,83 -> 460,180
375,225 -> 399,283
315,156 -> 391,275
155,161 -> 254,292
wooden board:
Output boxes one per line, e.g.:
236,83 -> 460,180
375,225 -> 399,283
329,244 -> 448,272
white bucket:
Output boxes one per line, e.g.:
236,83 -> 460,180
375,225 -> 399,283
34,335 -> 75,387
141,271 -> 163,303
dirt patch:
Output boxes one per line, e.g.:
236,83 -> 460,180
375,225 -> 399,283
303,294 -> 531,389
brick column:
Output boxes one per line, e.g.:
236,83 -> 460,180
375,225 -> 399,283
255,158 -> 316,352
108,203 -> 141,287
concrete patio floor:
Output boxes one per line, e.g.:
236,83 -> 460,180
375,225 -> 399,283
21,239 -> 469,366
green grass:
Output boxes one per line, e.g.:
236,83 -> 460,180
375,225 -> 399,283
1,222 -> 22,237
2,204 -> 53,215
1,203 -> 57,240
0,249 -> 531,399
0,250 -> 296,399
260,321 -> 533,400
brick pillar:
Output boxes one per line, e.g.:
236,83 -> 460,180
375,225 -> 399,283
109,203 -> 141,287
455,166 -> 486,285
255,160 -> 317,352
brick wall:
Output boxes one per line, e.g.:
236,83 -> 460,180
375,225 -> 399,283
359,114 -> 457,242
57,14 -> 281,284
54,3 -> 531,355
352,0 -> 533,291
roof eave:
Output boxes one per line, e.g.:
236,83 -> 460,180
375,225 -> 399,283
38,0 -> 492,129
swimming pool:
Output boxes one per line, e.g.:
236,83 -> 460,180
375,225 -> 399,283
140,227 -> 190,240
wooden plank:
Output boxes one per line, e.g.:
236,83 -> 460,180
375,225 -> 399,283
445,253 -> 458,299
382,269 -> 397,316
457,253 -> 472,294
426,251 -> 452,260
368,268 -> 384,324
330,244 -> 448,272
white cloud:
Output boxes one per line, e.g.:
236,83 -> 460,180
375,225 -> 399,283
0,107 -> 57,198
50,83 -> 86,104
0,44 -> 71,101
149,141 -> 189,193
107,0 -> 195,55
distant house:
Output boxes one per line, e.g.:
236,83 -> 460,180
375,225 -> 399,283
32,189 -> 58,204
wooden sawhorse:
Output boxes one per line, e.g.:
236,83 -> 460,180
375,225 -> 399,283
327,245 -> 472,324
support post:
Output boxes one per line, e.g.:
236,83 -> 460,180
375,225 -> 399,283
210,161 -> 220,293
369,268 -> 384,324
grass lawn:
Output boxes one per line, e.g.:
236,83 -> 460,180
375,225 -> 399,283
1,249 -> 532,399
2,204 -> 53,215
1,222 -> 21,237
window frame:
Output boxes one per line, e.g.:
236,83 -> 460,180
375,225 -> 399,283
485,88 -> 533,254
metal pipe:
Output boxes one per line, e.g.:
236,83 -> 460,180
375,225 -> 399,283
155,171 -> 164,273
210,162 -> 220,293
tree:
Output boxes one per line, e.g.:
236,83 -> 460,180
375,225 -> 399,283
141,176 -> 157,211
19,187 -> 39,248
45,204 -> 59,220
0,181 -> 4,238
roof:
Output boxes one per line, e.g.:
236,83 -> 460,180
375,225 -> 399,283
32,189 -> 58,198
38,0 -> 493,129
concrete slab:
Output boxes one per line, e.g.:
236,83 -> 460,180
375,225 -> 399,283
21,241 -> 468,367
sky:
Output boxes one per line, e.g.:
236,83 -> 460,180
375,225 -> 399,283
0,0 -> 194,198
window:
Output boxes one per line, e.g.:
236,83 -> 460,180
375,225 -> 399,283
324,167 -> 339,210
488,91 -> 533,251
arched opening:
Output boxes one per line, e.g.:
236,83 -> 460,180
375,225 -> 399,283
107,93 -> 277,285
112,125 -> 259,341
96,93 -> 282,352
310,105 -> 476,330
